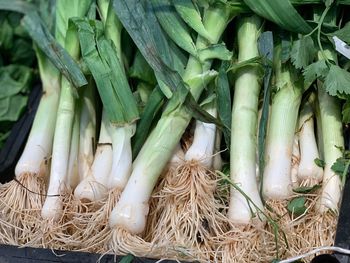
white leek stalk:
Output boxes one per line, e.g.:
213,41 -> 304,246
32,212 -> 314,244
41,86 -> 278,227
41,76 -> 76,221
109,5 -> 234,234
15,55 -> 60,180
228,15 -> 264,224
74,110 -> 112,201
107,124 -> 136,190
184,101 -> 217,168
297,100 -> 323,186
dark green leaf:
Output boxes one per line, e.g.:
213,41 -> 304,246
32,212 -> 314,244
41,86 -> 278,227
129,50 -> 157,85
152,0 -> 197,57
331,157 -> 350,179
10,38 -> 35,65
331,22 -> 350,44
97,38 -> 139,123
314,158 -> 326,168
71,18 -> 139,124
113,0 -> 213,122
217,62 -> 231,149
132,86 -> 165,158
342,98 -> 350,124
119,254 -> 134,263
0,65 -> 32,98
287,197 -> 307,217
291,35 -> 315,69
281,35 -> 292,63
0,95 -> 27,121
0,18 -> 14,49
293,184 -> 321,194
324,65 -> 350,96
303,60 -> 329,85
0,1 -> 88,88
113,0 -> 189,108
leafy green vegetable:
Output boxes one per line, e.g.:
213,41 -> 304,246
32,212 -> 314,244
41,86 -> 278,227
342,98 -> 350,123
129,50 -> 157,85
0,65 -> 32,98
314,158 -> 326,168
217,62 -> 231,149
291,35 -> 315,69
324,65 -> 350,96
119,254 -> 134,263
293,184 -> 321,194
287,197 -> 307,217
331,157 -> 350,181
331,22 -> 350,44
303,59 -> 329,85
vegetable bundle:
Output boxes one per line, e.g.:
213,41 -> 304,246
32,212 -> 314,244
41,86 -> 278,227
1,0 -> 350,262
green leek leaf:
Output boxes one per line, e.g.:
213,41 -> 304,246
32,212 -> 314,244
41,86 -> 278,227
172,0 -> 215,43
217,62 -> 231,149
132,86 -> 165,158
258,31 -> 274,201
243,0 -> 312,34
152,0 -> 197,57
198,43 -> 232,62
129,50 -> 157,85
71,18 -> 139,124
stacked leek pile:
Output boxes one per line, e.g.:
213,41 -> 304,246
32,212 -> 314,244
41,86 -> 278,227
1,0 -> 350,262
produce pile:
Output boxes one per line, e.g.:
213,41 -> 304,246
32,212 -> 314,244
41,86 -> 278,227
1,0 -> 350,262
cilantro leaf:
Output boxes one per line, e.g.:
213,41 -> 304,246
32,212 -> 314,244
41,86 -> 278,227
287,197 -> 307,217
331,157 -> 350,180
324,65 -> 350,96
314,158 -> 326,168
293,185 -> 321,194
291,35 -> 315,69
303,60 -> 329,85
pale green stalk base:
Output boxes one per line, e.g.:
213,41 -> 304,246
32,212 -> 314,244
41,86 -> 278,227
15,77 -> 60,177
262,69 -> 302,200
42,77 -> 76,221
78,84 -> 96,183
74,110 -> 112,201
66,108 -> 80,190
185,104 -> 217,168
297,102 -> 323,185
228,15 -> 264,225
317,86 -> 344,213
